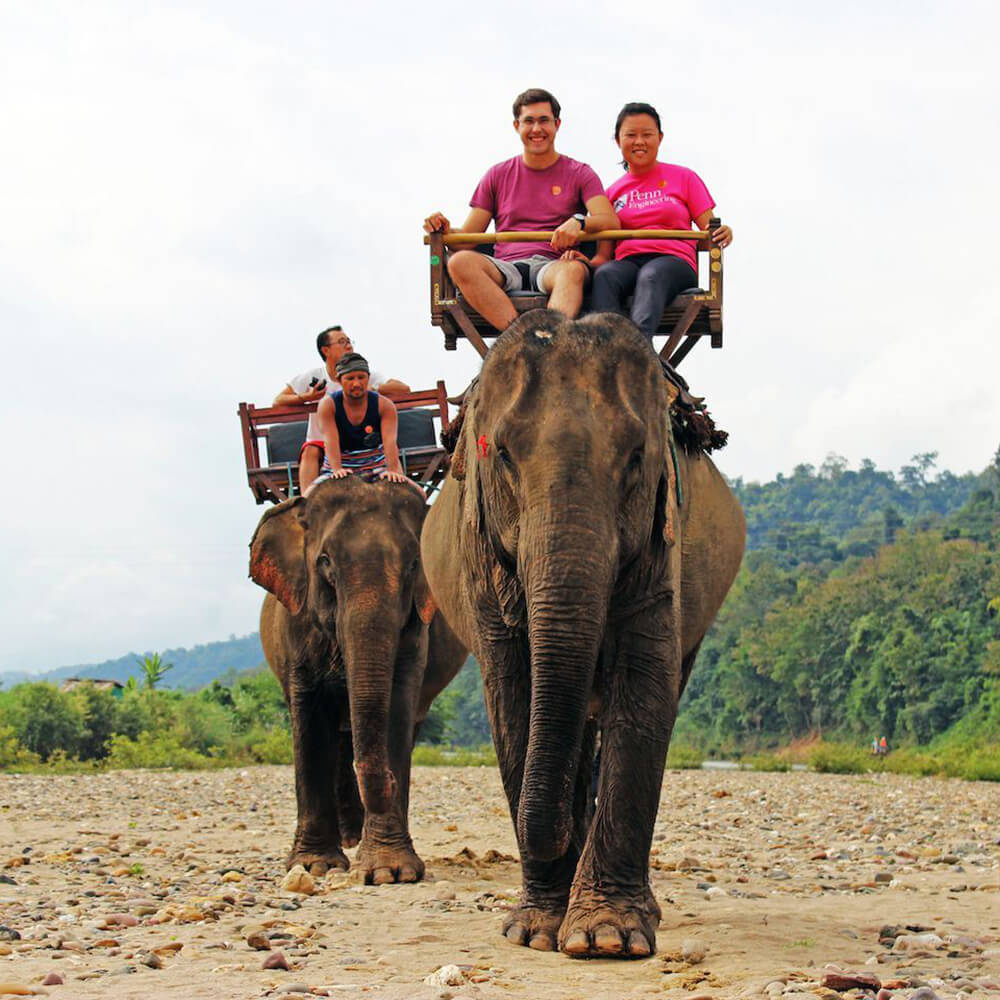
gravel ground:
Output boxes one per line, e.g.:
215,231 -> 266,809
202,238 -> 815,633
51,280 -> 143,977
0,766 -> 997,999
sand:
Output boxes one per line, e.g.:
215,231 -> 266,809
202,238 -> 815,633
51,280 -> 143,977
0,765 -> 997,999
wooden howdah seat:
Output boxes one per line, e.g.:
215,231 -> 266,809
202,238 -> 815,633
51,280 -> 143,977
238,382 -> 451,504
426,220 -> 724,366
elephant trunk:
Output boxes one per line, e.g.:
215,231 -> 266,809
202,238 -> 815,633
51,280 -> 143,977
517,518 -> 614,861
341,615 -> 400,816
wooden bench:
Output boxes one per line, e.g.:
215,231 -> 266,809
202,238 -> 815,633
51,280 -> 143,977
426,221 -> 723,366
238,382 -> 451,504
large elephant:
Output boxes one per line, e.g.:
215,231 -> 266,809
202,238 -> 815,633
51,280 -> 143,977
422,310 -> 745,957
250,477 -> 467,884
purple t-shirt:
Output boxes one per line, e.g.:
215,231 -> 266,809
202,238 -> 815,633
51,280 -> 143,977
470,155 -> 604,261
606,162 -> 714,270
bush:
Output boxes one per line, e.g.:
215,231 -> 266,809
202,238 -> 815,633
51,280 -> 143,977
106,733 -> 216,770
808,741 -> 873,774
0,725 -> 40,769
8,684 -> 85,761
746,753 -> 791,772
412,744 -> 496,766
666,742 -> 703,769
247,727 -> 293,765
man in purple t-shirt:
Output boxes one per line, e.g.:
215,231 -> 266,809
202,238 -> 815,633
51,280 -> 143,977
424,87 -> 618,331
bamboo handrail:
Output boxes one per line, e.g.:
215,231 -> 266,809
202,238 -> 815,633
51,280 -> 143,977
423,229 -> 710,247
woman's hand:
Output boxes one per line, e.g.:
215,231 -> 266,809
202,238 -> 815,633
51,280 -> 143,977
559,249 -> 590,264
711,225 -> 733,248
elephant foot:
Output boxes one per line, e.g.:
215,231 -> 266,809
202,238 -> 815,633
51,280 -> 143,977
502,901 -> 567,952
286,845 -> 350,876
356,838 -> 425,885
558,882 -> 661,959
338,806 -> 364,849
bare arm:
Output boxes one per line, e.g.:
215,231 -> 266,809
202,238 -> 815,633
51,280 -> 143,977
423,206 -> 492,236
273,381 -> 325,407
377,378 -> 411,398
377,397 -> 407,482
694,209 -> 732,248
551,194 -> 619,251
319,395 -> 347,478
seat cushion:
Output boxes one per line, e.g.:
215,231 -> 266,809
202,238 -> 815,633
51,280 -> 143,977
397,409 -> 436,450
266,421 -> 308,464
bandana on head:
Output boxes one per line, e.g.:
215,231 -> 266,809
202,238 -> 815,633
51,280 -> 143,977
336,352 -> 370,377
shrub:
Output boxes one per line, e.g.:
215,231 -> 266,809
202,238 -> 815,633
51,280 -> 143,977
247,727 -> 293,765
746,753 -> 791,772
106,733 -> 216,770
0,725 -> 40,769
412,744 -> 496,766
9,684 -> 85,761
808,741 -> 872,774
666,742 -> 703,769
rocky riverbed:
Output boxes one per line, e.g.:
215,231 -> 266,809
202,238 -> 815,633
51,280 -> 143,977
0,766 -> 997,999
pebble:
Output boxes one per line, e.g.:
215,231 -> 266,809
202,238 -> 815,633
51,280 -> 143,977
821,971 -> 881,991
280,866 -> 316,896
245,926 -> 271,950
423,965 -> 464,986
41,972 -> 63,985
0,926 -> 21,941
681,938 -> 706,963
263,949 -> 290,970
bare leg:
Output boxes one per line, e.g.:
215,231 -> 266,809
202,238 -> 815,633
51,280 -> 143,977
299,445 -> 322,494
540,259 -> 588,318
448,251 -> 518,331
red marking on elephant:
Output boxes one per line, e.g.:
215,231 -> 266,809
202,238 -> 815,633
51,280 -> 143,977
250,552 -> 303,615
477,434 -> 488,457
416,590 -> 436,625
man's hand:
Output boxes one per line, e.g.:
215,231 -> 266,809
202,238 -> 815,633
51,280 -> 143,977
378,470 -> 409,483
710,225 -> 733,248
296,385 -> 326,403
550,217 -> 583,251
330,468 -> 351,479
424,212 -> 451,234
559,249 -> 590,264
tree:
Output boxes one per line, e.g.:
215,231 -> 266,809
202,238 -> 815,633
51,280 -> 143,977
138,653 -> 173,690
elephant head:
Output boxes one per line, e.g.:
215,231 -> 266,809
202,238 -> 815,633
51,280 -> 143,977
249,478 -> 435,815
454,310 -> 678,860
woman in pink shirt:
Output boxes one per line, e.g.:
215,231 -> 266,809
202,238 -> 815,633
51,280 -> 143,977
588,102 -> 733,340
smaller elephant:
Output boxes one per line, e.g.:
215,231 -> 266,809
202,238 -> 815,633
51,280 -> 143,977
249,476 -> 466,883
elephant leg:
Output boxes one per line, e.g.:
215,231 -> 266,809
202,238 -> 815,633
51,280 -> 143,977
559,615 -> 681,958
356,634 -> 426,884
335,730 -> 363,848
287,679 -> 351,875
481,638 -> 578,952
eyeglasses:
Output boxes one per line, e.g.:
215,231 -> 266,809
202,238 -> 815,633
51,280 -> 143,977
330,337 -> 351,347
518,116 -> 554,127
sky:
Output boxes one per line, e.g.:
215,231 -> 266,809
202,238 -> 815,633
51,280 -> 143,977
1,0 -> 998,675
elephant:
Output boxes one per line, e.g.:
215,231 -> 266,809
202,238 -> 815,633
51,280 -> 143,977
249,476 -> 467,884
422,309 -> 746,958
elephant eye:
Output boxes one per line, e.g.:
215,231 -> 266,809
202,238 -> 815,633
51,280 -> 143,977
627,446 -> 644,471
496,443 -> 514,469
316,553 -> 331,570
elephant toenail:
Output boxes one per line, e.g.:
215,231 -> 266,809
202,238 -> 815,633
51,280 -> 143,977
505,924 -> 527,945
563,931 -> 590,954
627,930 -> 652,956
594,924 -> 624,952
529,932 -> 555,951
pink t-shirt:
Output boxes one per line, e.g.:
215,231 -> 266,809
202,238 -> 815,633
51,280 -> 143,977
606,162 -> 714,269
470,155 -> 604,261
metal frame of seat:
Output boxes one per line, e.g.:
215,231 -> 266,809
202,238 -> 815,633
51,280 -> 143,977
238,382 -> 451,504
426,222 -> 723,366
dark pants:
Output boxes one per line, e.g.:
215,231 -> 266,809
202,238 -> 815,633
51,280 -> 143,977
591,254 -> 698,340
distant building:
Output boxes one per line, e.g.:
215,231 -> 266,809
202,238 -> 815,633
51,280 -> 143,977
60,678 -> 125,699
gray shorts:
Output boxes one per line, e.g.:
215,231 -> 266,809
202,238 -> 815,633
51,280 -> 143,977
490,254 -> 559,293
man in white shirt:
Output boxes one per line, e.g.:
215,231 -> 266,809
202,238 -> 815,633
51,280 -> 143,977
273,325 -> 410,493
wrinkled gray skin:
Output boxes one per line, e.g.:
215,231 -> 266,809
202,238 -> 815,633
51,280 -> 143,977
422,310 -> 746,957
250,477 -> 467,884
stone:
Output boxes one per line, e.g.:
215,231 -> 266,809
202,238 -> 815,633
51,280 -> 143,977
42,972 -> 64,985
681,938 -> 707,963
704,886 -> 727,899
423,965 -> 464,986
262,949 -> 290,970
280,866 -> 316,896
0,926 -> 21,941
908,990 -> 943,1000
0,987 -> 42,996
821,971 -> 881,991
893,933 -> 944,951
101,913 -> 139,928
246,927 -> 271,951
139,951 -> 163,969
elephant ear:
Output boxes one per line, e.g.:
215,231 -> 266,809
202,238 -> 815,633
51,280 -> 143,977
451,421 -> 468,480
413,566 -> 437,626
660,450 -> 679,548
249,497 -> 308,615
